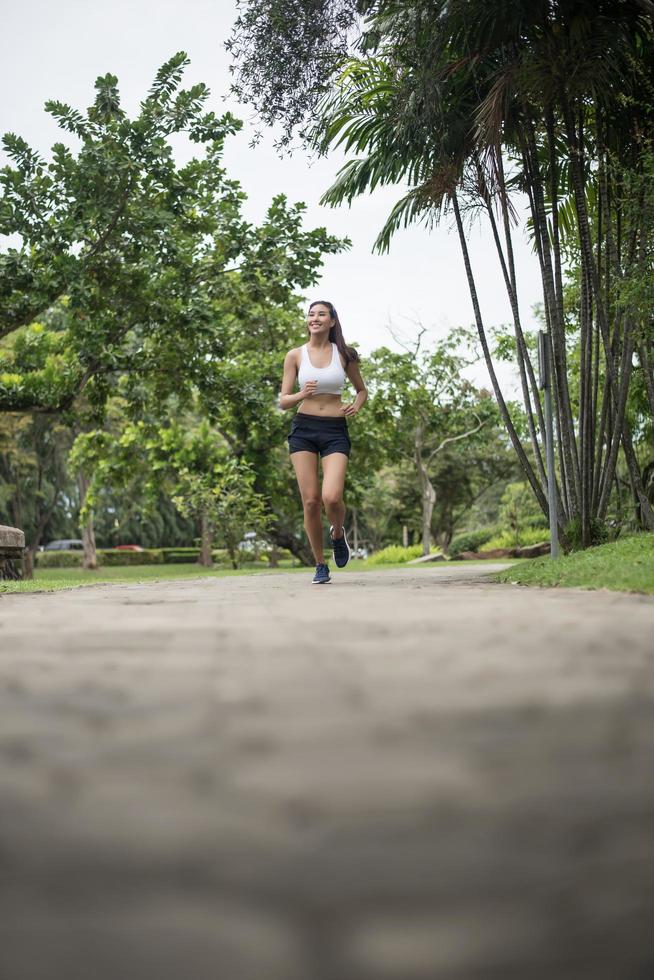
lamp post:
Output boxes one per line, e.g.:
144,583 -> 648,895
538,329 -> 559,559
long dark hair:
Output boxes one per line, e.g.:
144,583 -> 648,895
308,301 -> 360,365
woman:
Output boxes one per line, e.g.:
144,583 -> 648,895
279,301 -> 367,584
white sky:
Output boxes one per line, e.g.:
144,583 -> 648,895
0,0 -> 542,391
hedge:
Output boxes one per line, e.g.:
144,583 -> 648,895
35,550 -> 83,568
35,546 -> 261,569
161,548 -> 201,564
97,549 -> 164,566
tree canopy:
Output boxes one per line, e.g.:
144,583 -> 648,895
228,1 -> 654,544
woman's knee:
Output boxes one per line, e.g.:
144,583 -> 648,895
303,495 -> 321,516
322,491 -> 343,510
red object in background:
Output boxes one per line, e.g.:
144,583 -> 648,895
114,544 -> 144,551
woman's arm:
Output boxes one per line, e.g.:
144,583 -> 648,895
279,349 -> 317,410
342,360 -> 368,417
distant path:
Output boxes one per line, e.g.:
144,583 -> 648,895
1,566 -> 653,979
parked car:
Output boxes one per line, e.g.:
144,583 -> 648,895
44,539 -> 83,551
114,544 -> 144,551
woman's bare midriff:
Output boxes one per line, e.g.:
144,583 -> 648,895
297,394 -> 345,418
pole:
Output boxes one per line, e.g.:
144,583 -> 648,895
538,330 -> 559,559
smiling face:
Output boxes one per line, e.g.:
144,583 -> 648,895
307,303 -> 335,338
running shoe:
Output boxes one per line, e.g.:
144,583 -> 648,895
330,525 -> 351,568
312,562 -> 331,585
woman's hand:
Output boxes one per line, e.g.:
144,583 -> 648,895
341,402 -> 358,417
300,380 -> 318,399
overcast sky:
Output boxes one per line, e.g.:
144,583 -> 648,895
1,0 -> 542,389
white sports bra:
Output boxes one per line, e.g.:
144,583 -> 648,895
297,342 -> 345,396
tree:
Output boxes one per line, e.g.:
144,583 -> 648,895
228,0 -> 654,546
366,332 -> 501,555
1,53 -> 343,417
72,406 -> 277,569
2,55 -> 347,571
226,0 -> 360,147
0,54 -> 246,412
173,457 -> 271,569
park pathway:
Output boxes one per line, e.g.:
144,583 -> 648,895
1,565 -> 653,979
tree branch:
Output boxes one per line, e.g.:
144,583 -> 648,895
426,415 -> 484,465
84,181 -> 132,259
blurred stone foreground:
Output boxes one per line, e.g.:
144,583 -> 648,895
1,566 -> 653,980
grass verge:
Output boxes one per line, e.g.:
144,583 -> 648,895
494,533 -> 654,595
0,561 -> 308,594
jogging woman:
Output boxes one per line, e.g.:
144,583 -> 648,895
280,301 -> 368,584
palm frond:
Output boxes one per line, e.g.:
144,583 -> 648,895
373,186 -> 444,254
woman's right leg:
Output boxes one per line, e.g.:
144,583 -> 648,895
291,451 -> 324,563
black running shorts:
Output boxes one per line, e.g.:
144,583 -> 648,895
287,412 -> 351,458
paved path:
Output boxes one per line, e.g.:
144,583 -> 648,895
1,566 -> 653,980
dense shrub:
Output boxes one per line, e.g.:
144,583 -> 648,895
35,550 -> 83,568
161,548 -> 201,564
98,549 -> 164,566
448,528 -> 498,556
524,515 -> 549,530
481,527 -> 549,551
564,517 -> 609,551
366,544 -> 424,565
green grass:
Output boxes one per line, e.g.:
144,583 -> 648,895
0,560 -> 307,594
495,533 -> 654,595
0,555 -> 517,595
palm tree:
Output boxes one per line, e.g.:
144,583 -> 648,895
307,0 -> 654,540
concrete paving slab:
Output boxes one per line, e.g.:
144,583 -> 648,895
1,565 -> 653,979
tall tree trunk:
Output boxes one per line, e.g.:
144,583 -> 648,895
597,320 -> 634,516
82,512 -> 98,570
523,118 -> 580,513
266,518 -> 314,566
23,489 -> 61,581
482,178 -> 548,490
267,546 -> 280,568
579,274 -> 592,546
563,101 -> 654,531
451,190 -> 551,519
498,151 -> 549,441
638,339 -> 654,419
415,426 -> 435,556
198,510 -> 214,568
23,548 -> 35,580
77,470 -> 98,570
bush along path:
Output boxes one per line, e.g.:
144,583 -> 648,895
495,534 -> 654,595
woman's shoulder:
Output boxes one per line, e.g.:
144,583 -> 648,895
285,346 -> 303,365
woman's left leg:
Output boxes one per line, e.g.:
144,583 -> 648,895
321,452 -> 349,537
